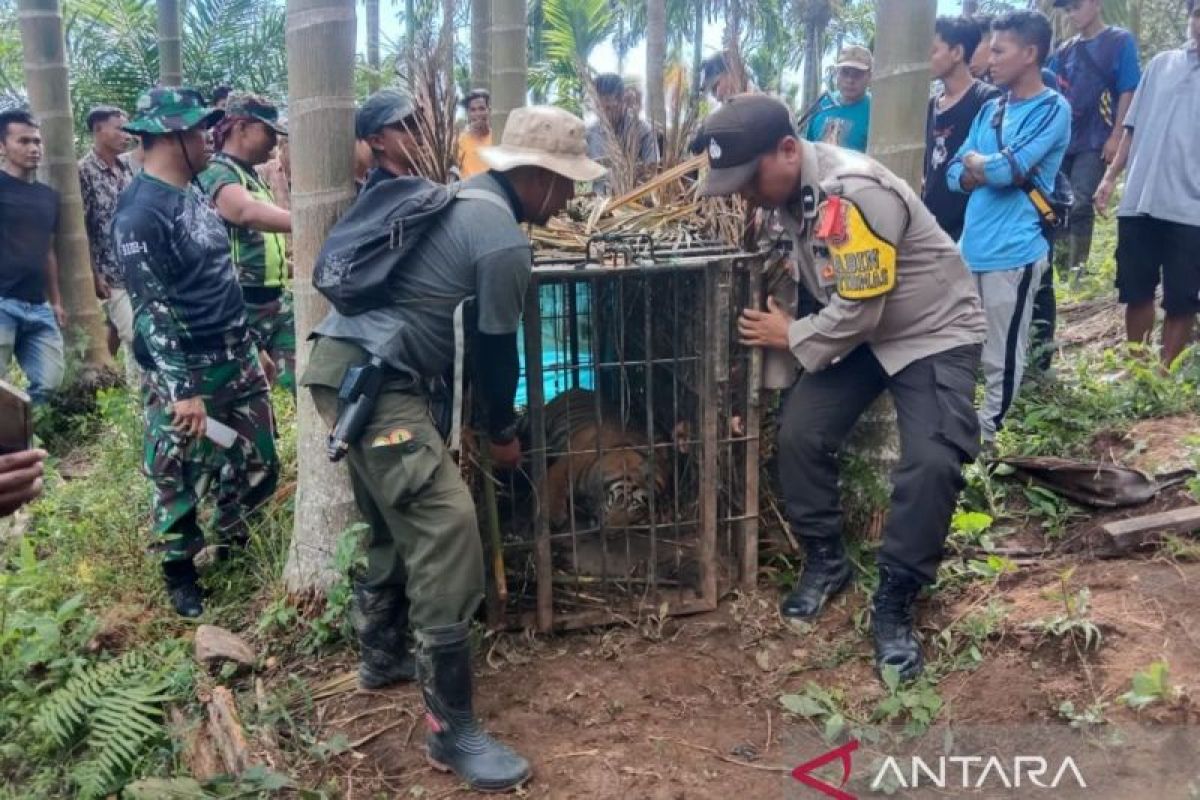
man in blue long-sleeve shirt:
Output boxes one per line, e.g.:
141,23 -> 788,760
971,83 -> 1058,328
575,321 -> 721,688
947,10 -> 1070,444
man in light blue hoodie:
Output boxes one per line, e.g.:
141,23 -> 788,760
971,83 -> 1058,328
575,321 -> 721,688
948,10 -> 1070,444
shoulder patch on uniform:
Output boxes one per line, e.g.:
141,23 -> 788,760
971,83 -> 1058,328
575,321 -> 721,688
828,200 -> 897,300
371,427 -> 414,448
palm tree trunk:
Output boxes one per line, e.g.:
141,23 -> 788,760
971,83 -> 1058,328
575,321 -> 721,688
616,13 -> 626,75
801,0 -> 829,110
470,0 -> 490,91
441,0 -> 456,105
490,0 -> 526,137
529,0 -> 545,103
867,0 -> 934,188
646,0 -> 666,129
691,0 -> 703,94
157,0 -> 183,86
17,0 -> 112,374
405,0 -> 416,56
283,0 -> 361,593
366,0 -> 381,92
845,0 -> 937,536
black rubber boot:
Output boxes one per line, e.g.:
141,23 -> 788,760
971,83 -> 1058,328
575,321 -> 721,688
872,565 -> 925,683
351,582 -> 416,689
780,537 -> 852,621
162,560 -> 203,618
417,621 -> 531,793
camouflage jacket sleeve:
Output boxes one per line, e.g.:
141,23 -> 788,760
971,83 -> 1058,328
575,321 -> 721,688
111,208 -> 202,401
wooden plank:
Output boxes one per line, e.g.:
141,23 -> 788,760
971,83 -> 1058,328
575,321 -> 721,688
523,278 -> 553,633
1100,505 -> 1200,552
697,263 -> 720,606
1100,506 -> 1200,536
740,256 -> 763,590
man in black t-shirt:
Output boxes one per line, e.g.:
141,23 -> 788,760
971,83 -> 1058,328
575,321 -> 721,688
0,110 -> 65,405
112,88 -> 278,618
923,16 -> 1002,242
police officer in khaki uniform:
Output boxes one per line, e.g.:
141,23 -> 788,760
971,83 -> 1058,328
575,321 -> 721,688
698,95 -> 986,683
301,105 -> 605,792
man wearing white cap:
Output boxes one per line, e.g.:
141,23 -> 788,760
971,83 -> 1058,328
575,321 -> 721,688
301,106 -> 604,793
802,44 -> 874,152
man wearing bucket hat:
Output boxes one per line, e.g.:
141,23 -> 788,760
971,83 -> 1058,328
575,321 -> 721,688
201,94 -> 295,393
112,88 -> 279,618
301,105 -> 604,792
700,94 -> 986,684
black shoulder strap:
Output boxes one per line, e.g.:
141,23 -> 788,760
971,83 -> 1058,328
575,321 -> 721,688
992,92 -> 1061,185
1071,32 -> 1116,92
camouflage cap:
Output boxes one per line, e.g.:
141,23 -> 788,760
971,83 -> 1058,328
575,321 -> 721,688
223,93 -> 288,135
123,87 -> 224,134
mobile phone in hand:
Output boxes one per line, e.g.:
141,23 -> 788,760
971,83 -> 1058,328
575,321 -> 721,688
0,380 -> 32,455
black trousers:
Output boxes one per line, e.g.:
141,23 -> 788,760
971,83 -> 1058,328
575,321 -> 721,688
1030,240 -> 1057,373
777,344 -> 982,585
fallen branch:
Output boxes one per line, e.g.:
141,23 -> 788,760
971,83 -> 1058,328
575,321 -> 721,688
208,686 -> 252,775
647,736 -> 791,773
333,703 -> 404,728
308,671 -> 359,703
349,713 -> 415,749
546,749 -> 602,761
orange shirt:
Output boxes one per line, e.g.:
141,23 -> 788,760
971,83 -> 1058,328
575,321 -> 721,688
457,129 -> 492,178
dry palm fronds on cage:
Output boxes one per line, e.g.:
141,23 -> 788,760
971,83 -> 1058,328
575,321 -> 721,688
394,0 -> 459,184
530,57 -> 752,260
530,158 -> 750,259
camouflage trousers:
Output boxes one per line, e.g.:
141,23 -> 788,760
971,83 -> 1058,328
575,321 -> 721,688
142,348 -> 279,562
246,292 -> 296,395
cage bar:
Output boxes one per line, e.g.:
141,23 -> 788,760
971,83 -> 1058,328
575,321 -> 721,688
480,246 -> 764,631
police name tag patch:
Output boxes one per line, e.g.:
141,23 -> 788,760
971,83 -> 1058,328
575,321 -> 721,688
828,202 -> 897,300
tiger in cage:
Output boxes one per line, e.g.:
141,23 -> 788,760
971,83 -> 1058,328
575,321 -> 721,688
539,388 -> 669,532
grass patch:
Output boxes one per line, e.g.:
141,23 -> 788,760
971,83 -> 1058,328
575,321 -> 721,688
0,383 -> 321,798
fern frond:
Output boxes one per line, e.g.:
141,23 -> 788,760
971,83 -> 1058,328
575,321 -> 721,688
35,646 -> 190,797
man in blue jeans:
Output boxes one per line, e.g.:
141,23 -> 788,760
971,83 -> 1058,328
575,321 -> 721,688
0,110 -> 65,405
948,11 -> 1071,444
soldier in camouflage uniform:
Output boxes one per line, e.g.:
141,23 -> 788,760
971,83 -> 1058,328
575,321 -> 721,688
111,87 -> 279,617
200,94 -> 295,393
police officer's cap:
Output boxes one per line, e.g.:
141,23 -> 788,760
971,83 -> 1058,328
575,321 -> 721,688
356,89 -> 417,140
696,94 -> 797,198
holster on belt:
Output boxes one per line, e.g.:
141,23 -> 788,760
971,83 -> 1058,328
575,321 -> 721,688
327,355 -> 384,462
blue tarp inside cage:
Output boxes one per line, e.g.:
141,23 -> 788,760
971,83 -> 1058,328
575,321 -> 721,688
515,282 -> 595,408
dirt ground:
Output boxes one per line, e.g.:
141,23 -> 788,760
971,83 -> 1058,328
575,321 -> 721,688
245,297 -> 1200,799
263,545 -> 1200,799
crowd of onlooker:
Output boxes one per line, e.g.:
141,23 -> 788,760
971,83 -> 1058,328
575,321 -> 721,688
685,0 -> 1199,443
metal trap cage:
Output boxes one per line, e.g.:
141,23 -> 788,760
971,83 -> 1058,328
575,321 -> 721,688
478,236 -> 765,632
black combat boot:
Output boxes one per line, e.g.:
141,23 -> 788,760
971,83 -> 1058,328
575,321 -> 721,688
417,621 -> 531,792
162,559 -> 203,618
780,537 -> 852,621
872,565 -> 924,682
351,582 -> 416,689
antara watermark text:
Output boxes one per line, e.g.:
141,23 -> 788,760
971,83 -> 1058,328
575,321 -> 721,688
870,754 -> 1087,791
